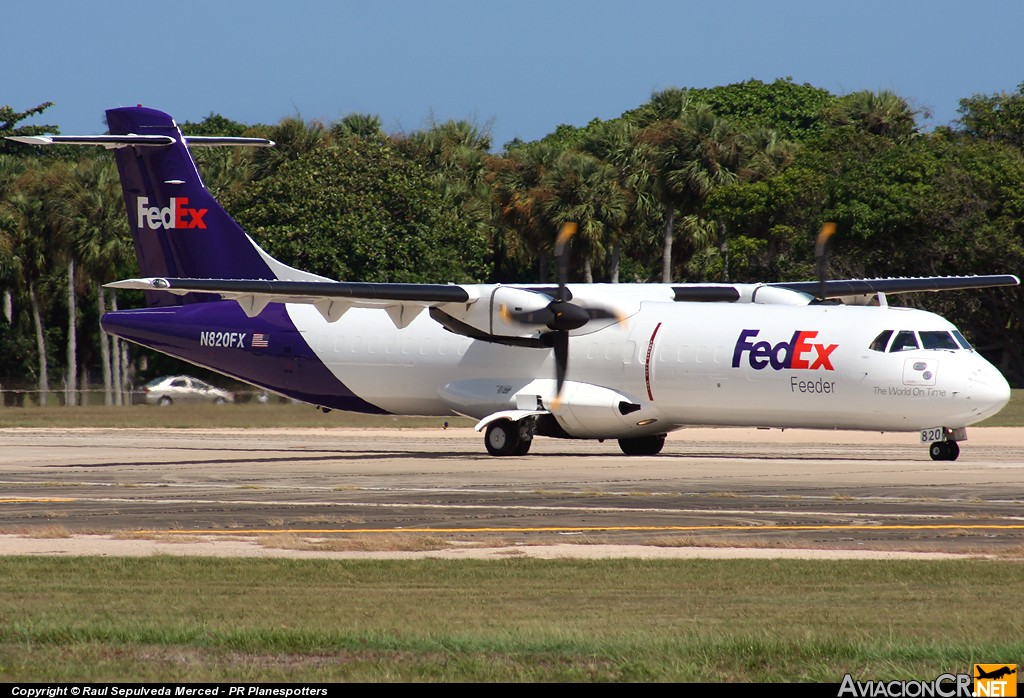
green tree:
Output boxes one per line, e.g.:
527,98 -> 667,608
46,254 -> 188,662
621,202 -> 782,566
956,82 -> 1024,150
396,120 -> 496,276
0,102 -> 58,154
688,78 -> 836,141
0,163 -> 58,404
228,138 -> 490,283
250,117 -> 327,180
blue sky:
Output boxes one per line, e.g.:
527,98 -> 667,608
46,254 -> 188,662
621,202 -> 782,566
6,0 -> 1023,149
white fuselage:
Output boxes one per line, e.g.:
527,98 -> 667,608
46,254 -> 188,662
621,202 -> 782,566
290,299 -> 1011,437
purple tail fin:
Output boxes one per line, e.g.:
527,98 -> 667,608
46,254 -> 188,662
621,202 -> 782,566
106,106 -> 321,306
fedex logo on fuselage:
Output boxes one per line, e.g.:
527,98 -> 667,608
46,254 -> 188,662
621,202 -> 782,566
732,329 -> 838,371
136,196 -> 208,230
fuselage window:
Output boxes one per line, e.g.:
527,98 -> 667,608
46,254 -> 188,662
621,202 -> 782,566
920,331 -> 959,350
869,330 -> 893,352
889,330 -> 919,352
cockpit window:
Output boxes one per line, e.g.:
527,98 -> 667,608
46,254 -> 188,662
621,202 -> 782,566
889,331 -> 919,352
952,330 -> 973,350
920,331 -> 959,350
869,330 -> 893,352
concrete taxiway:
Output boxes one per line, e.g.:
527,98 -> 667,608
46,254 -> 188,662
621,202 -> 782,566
1,426 -> 1022,558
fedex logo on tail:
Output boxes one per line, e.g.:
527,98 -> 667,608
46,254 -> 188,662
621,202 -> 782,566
732,329 -> 838,371
136,197 -> 208,230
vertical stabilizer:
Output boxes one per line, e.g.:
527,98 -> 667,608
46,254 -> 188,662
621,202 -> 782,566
105,106 -> 325,306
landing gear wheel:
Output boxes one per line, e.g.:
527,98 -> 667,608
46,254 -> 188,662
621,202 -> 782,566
617,435 -> 666,456
929,441 -> 960,461
512,438 -> 533,456
484,420 -> 521,457
158,396 -> 172,406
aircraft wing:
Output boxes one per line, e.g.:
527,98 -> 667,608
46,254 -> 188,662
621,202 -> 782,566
105,277 -> 477,325
108,274 -> 1020,312
773,274 -> 1020,298
106,277 -> 473,303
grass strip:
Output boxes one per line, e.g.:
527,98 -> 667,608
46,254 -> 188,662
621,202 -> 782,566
0,556 -> 1021,682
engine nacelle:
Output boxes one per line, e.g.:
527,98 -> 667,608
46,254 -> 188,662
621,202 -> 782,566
444,378 -> 662,439
437,286 -> 553,339
546,381 -> 654,437
734,284 -> 812,306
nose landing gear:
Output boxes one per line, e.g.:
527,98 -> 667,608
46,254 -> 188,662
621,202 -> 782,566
929,440 -> 960,461
923,426 -> 966,461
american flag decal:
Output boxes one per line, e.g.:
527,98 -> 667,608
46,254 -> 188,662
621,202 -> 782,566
251,333 -> 269,348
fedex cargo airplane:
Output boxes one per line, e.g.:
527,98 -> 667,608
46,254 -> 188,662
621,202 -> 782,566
9,106 -> 1018,460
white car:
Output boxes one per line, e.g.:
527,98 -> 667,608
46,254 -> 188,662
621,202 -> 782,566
136,375 -> 235,406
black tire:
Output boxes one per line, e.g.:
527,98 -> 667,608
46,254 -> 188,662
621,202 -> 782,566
484,420 -> 521,456
214,397 -> 227,405
618,435 -> 666,456
946,441 -> 960,461
158,396 -> 173,407
929,441 -> 960,461
512,438 -> 533,456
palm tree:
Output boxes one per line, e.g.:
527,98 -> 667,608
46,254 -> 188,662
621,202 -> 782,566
0,179 -> 53,405
828,90 -> 918,141
541,150 -> 629,283
58,156 -> 135,405
330,113 -> 385,142
640,104 -> 744,281
251,117 -> 326,179
578,119 -> 661,282
631,87 -> 695,127
399,120 -> 497,279
487,140 -> 561,281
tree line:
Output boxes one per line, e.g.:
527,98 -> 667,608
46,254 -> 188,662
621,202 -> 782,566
2,78 -> 1023,404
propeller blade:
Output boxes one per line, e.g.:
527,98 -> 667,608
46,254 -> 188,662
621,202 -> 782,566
815,222 -> 837,301
554,222 -> 577,302
552,330 -> 569,407
551,223 -> 579,408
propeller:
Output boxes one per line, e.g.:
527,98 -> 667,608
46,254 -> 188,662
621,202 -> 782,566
551,222 -> 577,405
815,222 -> 837,302
500,222 -> 628,407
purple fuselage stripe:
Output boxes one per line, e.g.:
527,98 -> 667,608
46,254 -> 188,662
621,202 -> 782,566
102,302 -> 386,414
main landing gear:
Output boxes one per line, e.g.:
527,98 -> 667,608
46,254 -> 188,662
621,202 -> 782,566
484,419 -> 534,456
929,440 -> 960,461
482,418 -> 667,457
617,435 -> 666,456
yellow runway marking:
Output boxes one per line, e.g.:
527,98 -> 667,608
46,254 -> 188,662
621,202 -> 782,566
0,497 -> 77,503
140,523 -> 1024,535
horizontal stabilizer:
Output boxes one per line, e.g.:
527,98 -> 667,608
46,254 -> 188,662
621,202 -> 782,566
183,136 -> 275,147
6,134 -> 274,149
6,134 -> 176,148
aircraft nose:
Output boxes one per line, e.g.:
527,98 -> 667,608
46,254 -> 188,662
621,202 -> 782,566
968,363 -> 1011,420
